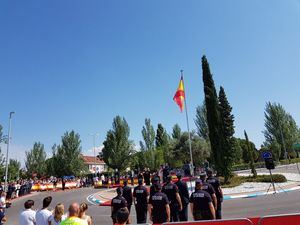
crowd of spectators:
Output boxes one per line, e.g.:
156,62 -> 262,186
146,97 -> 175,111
19,197 -> 92,225
2,179 -> 33,200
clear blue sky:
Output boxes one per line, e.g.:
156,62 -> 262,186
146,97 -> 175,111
1,1 -> 300,165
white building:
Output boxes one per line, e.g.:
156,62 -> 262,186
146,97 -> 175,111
81,155 -> 106,174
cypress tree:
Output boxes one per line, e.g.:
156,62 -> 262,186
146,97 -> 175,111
155,123 -> 168,148
244,130 -> 257,177
218,86 -> 235,182
202,55 -> 223,174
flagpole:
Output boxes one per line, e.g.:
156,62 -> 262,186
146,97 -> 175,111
181,70 -> 194,176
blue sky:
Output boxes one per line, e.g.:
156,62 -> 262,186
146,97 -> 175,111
1,1 -> 300,165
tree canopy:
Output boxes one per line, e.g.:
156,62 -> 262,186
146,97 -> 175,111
102,116 -> 134,172
50,131 -> 85,177
263,102 -> 300,159
25,142 -> 47,177
195,103 -> 209,141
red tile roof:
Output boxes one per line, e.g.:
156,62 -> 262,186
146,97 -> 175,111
81,155 -> 105,165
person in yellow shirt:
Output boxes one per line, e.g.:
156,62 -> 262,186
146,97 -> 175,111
60,203 -> 87,225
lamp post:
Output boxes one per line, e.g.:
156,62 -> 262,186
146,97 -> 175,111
90,133 -> 99,175
4,111 -> 15,192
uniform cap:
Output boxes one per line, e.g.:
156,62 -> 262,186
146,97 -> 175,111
199,172 -> 207,178
206,169 -> 213,175
166,175 -> 172,182
152,177 -> 159,184
138,179 -> 143,185
195,179 -> 203,186
116,187 -> 123,195
154,183 -> 162,190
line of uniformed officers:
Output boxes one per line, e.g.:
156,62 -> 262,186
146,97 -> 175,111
111,169 -> 223,224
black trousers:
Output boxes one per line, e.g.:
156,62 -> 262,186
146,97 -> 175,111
170,204 -> 179,222
179,205 -> 188,221
153,217 -> 167,224
135,204 -> 147,224
193,210 -> 213,221
216,201 -> 222,219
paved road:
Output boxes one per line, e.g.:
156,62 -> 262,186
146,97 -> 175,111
6,186 -> 300,225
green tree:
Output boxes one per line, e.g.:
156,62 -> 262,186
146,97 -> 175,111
0,125 -> 6,178
8,159 -> 21,180
195,103 -> 209,140
102,116 -> 134,172
45,157 -> 55,176
155,124 -> 171,164
172,124 -> 181,140
25,142 -> 47,177
172,132 -> 210,168
140,118 -> 156,151
232,138 -> 243,164
218,86 -> 235,182
263,102 -> 300,159
155,124 -> 169,148
235,138 -> 258,163
51,131 -> 85,177
202,55 -> 223,174
139,118 -> 156,170
244,131 -> 257,177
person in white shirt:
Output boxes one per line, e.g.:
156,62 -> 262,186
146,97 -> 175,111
19,200 -> 36,225
36,196 -> 52,225
0,193 -> 6,209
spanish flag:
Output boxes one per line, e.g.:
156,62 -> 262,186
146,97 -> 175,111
173,76 -> 185,112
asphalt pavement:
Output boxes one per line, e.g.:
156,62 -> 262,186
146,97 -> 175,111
6,185 -> 300,225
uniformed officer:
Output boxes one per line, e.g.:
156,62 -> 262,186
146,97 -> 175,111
122,180 -> 133,213
148,183 -> 170,224
162,175 -> 182,222
175,174 -> 189,221
206,169 -> 223,219
190,179 -> 216,220
111,187 -> 127,224
133,179 -> 149,224
199,173 -> 218,209
150,176 -> 159,199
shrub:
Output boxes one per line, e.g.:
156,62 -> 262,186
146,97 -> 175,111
220,174 -> 287,188
232,162 -> 266,171
244,174 -> 287,183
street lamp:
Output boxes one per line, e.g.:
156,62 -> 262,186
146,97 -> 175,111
90,133 -> 100,175
4,111 -> 15,192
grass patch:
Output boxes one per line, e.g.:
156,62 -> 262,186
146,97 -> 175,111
220,174 -> 287,188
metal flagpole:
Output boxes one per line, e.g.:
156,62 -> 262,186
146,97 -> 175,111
5,111 -> 15,192
181,70 -> 194,176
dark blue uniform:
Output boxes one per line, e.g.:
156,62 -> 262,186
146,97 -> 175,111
207,176 -> 222,219
162,182 -> 180,222
190,190 -> 213,220
175,179 -> 189,221
122,185 -> 133,213
149,192 -> 169,224
111,195 -> 127,223
133,185 -> 149,223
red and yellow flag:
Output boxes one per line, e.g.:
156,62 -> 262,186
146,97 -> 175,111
173,76 -> 185,112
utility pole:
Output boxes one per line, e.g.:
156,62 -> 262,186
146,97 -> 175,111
5,112 -> 15,192
90,133 -> 100,175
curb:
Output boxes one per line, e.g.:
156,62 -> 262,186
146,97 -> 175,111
87,194 -> 102,205
224,186 -> 300,200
